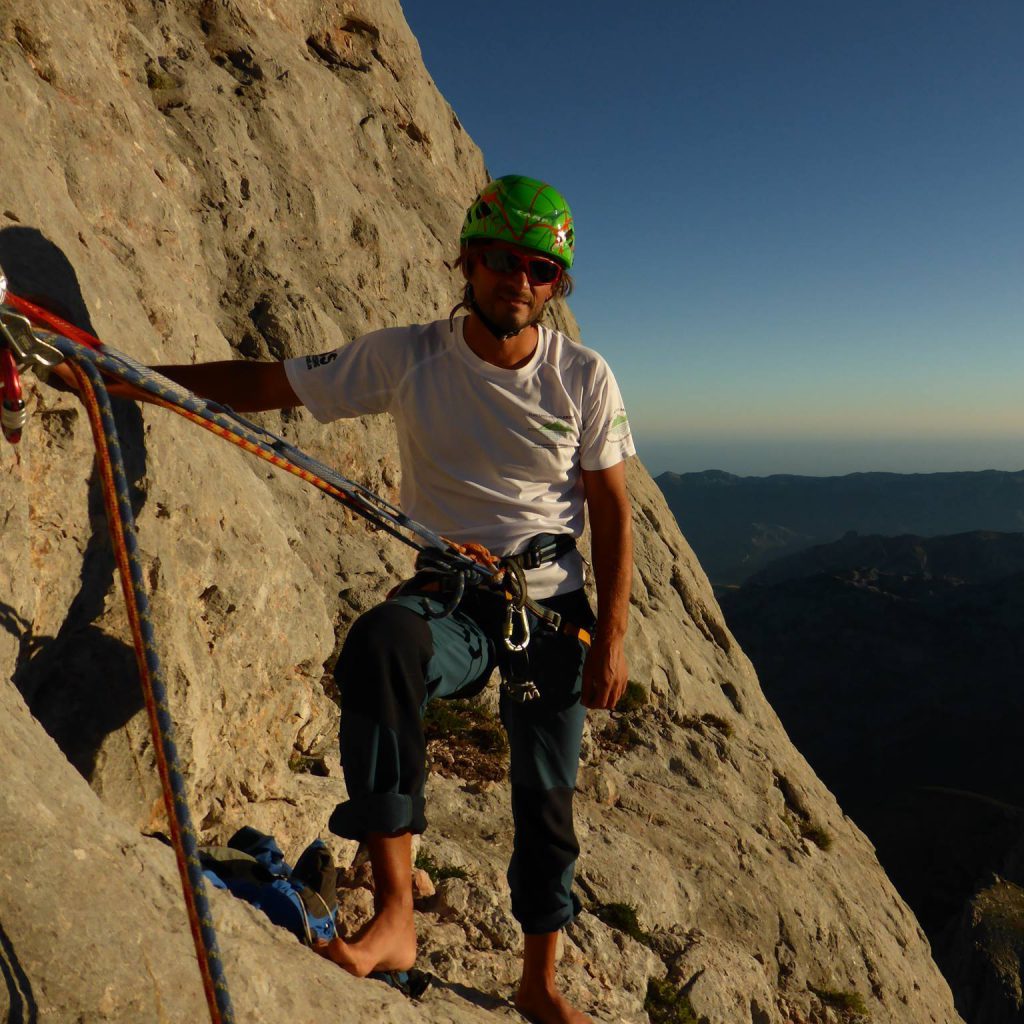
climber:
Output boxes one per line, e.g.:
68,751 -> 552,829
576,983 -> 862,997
85,175 -> 634,1024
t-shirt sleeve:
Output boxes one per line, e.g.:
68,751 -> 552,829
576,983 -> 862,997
579,356 -> 636,471
283,328 -> 402,422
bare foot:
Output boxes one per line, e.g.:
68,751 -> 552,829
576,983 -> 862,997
514,983 -> 594,1024
314,902 -> 417,977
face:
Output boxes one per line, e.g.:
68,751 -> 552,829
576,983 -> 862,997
465,244 -> 559,337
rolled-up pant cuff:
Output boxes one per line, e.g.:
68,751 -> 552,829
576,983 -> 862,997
328,792 -> 427,840
519,891 -> 582,935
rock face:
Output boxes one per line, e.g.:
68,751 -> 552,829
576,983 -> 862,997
0,2 -> 961,1022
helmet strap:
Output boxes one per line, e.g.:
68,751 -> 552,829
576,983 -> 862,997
447,282 -> 542,342
468,299 -> 528,342
466,284 -> 541,342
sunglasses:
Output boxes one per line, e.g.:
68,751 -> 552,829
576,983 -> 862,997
476,244 -> 563,287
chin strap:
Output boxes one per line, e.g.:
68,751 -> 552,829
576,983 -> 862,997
468,300 -> 523,342
446,286 -> 537,343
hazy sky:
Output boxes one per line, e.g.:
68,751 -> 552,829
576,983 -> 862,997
403,1 -> 1024,476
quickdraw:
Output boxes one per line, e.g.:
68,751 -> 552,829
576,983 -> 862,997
496,556 -> 541,703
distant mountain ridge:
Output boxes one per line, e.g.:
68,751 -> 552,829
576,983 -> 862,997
655,467 -> 1024,584
718,529 -> 1024,1021
746,528 -> 1024,587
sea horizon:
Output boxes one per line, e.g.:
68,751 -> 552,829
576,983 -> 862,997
638,436 -> 1024,479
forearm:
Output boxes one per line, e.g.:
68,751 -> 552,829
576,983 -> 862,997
155,360 -> 298,411
590,502 -> 632,644
49,356 -> 299,411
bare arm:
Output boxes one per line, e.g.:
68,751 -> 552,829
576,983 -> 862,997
581,460 -> 633,709
153,360 -> 300,411
51,357 -> 301,411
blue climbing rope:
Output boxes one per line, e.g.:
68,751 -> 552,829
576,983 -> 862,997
67,354 -> 234,1024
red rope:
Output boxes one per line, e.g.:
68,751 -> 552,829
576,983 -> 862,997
67,359 -> 225,1023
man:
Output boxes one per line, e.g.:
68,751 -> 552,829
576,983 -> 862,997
139,175 -> 634,1024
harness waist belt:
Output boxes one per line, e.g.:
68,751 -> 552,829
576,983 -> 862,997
502,533 -> 577,572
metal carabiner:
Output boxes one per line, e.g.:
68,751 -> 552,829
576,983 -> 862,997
502,601 -> 531,653
0,309 -> 64,376
0,296 -> 66,446
0,345 -> 26,444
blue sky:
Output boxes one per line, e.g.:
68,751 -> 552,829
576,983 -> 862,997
403,1 -> 1024,476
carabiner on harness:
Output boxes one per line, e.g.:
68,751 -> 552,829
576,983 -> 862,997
499,600 -> 539,702
502,601 -> 530,653
496,555 -> 541,701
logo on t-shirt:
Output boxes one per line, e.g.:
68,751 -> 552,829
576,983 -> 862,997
531,416 -> 578,448
305,352 -> 338,370
607,408 -> 631,443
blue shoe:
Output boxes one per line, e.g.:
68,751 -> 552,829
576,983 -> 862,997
368,968 -> 432,999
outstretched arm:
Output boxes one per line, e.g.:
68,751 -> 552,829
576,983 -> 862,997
581,460 -> 633,710
52,358 -> 300,412
152,360 -> 300,411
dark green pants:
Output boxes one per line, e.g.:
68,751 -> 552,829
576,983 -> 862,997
329,586 -> 594,934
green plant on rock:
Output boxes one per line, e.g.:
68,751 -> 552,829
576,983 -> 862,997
287,750 -> 328,776
600,716 -> 644,751
422,696 -> 509,782
592,901 -> 654,949
414,849 -> 468,883
799,820 -> 833,851
645,977 -> 698,1024
423,698 -> 508,752
699,712 -> 732,737
810,984 -> 869,1016
615,680 -> 649,714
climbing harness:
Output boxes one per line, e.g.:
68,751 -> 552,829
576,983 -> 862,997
404,533 -> 586,703
495,534 -> 582,702
0,281 -> 593,1021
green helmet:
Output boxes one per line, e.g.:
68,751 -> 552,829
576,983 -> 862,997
460,175 -> 575,269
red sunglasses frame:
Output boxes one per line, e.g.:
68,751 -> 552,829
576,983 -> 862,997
474,242 -> 564,288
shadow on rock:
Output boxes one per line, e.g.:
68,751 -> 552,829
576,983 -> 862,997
431,979 -> 512,1013
3,227 -> 148,778
13,624 -> 142,780
0,917 -> 38,1024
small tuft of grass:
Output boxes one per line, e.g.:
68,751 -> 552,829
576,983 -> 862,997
600,716 -> 645,751
423,697 -> 509,782
645,977 -> 698,1024
615,680 -> 649,714
592,902 -> 654,949
800,821 -> 833,851
699,712 -> 733,737
415,850 -> 468,884
810,985 -> 869,1015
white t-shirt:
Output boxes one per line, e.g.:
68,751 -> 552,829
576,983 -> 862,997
284,317 -> 634,597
